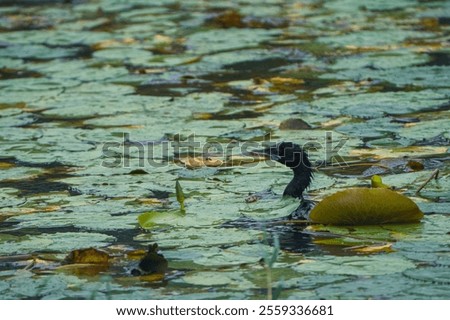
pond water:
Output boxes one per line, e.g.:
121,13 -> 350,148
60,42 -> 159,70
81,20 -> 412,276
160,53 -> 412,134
0,0 -> 449,299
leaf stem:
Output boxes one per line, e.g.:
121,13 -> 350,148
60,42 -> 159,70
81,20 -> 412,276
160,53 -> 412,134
415,169 -> 439,195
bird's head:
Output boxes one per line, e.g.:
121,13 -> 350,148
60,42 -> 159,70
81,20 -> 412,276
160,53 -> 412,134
253,141 -> 314,198
260,141 -> 312,170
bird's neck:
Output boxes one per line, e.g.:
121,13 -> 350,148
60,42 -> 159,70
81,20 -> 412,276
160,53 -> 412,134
283,166 -> 313,198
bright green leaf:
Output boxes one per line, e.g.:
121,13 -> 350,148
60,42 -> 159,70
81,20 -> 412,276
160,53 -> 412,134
138,210 -> 184,229
175,180 -> 185,212
371,175 -> 390,188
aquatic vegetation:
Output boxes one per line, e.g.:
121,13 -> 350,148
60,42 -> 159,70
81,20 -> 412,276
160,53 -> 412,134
0,0 -> 448,300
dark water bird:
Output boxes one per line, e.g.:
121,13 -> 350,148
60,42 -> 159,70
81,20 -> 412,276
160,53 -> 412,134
254,141 -> 315,219
131,243 -> 168,276
254,141 -> 423,225
222,142 -> 318,253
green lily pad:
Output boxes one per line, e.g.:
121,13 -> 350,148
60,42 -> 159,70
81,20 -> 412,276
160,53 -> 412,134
294,255 -> 415,276
0,0 -> 448,301
0,232 -> 115,255
403,267 -> 450,285
138,210 -> 185,228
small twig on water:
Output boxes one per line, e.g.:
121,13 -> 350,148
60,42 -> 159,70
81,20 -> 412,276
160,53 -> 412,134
265,264 -> 273,300
416,169 -> 439,195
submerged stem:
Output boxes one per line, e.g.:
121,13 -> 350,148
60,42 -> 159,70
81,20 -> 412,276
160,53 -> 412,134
415,169 -> 439,195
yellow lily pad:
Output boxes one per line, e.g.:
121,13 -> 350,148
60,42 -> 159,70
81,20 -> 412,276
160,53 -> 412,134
309,188 -> 424,225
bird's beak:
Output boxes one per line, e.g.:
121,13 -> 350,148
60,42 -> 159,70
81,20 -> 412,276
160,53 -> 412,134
269,154 -> 281,161
250,148 -> 281,161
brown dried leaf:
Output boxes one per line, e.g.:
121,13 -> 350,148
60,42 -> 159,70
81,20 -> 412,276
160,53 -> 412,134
0,162 -> 15,169
269,77 -> 304,86
210,10 -> 243,28
62,248 -> 110,265
91,38 -> 136,50
180,156 -> 223,169
57,263 -> 109,276
351,243 -> 395,254
138,273 -> 165,282
406,160 -> 424,171
138,198 -> 166,205
16,205 -> 62,214
126,249 -> 147,260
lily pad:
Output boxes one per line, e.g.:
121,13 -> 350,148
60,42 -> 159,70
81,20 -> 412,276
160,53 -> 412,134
138,210 -> 185,228
0,0 -> 448,301
294,255 -> 415,276
309,188 -> 424,225
0,232 -> 115,256
182,272 -> 234,286
403,267 -> 450,285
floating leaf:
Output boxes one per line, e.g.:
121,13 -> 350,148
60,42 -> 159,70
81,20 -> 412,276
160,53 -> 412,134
225,155 -> 265,166
179,156 -> 223,169
269,77 -> 305,93
350,243 -> 395,254
138,210 -> 184,228
137,273 -> 166,282
0,0 -> 448,300
62,248 -> 110,265
126,249 -> 147,260
406,160 -> 424,171
294,255 -> 415,276
57,263 -> 109,276
350,146 -> 448,159
309,188 -> 424,225
136,198 -> 166,205
91,38 -> 136,50
313,237 -> 371,247
403,267 -> 450,285
0,161 -> 15,169
182,272 -> 233,286
269,77 -> 304,86
58,248 -> 110,276
208,9 -> 244,28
